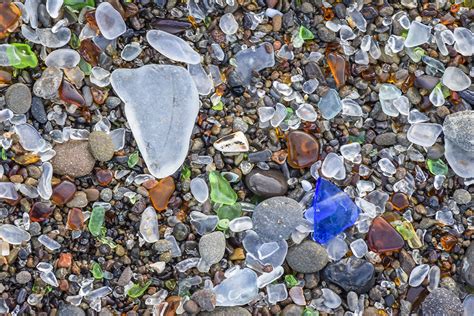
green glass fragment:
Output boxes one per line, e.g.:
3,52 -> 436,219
181,164 -> 191,181
127,280 -> 152,298
217,218 -> 230,231
128,151 -> 139,168
348,131 -> 366,144
395,221 -> 422,249
6,43 -> 38,69
70,33 -> 81,49
284,275 -> 298,288
63,0 -> 95,10
88,206 -> 105,237
303,307 -> 319,316
426,159 -> 448,176
216,203 -> 242,221
79,59 -> 92,75
464,0 -> 474,8
209,171 -> 237,205
91,262 -> 103,279
212,101 -> 224,111
164,279 -> 177,291
1,148 -> 7,161
299,26 -> 314,40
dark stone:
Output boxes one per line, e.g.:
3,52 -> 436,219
462,242 -> 474,287
57,305 -> 86,316
31,97 -> 48,124
245,169 -> 288,198
322,257 -> 375,294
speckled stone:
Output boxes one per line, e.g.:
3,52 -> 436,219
88,131 -> 115,162
421,288 -> 463,316
244,169 -> 288,198
51,141 -> 96,178
5,83 -> 32,114
199,231 -> 225,265
286,241 -> 329,273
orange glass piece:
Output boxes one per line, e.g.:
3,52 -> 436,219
52,180 -> 77,205
67,208 -> 85,230
327,52 -> 346,88
78,38 -> 101,66
149,176 -> 175,211
59,79 -> 86,107
367,217 -> 405,253
286,131 -> 319,169
440,234 -> 457,252
391,192 -> 409,211
13,153 -> 41,165
0,2 -> 21,39
322,7 -> 334,21
57,252 -> 73,268
30,202 -> 54,222
90,86 -> 108,105
96,169 -> 113,186
0,70 -> 12,87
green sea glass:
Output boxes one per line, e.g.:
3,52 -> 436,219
7,43 -> 38,69
209,171 -> 237,205
88,206 -> 105,237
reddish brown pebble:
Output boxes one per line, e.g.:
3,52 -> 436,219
30,202 -> 54,222
391,192 -> 409,211
286,131 -> 319,169
78,38 -> 101,66
367,217 -> 405,253
67,208 -> 85,230
96,169 -> 113,186
59,79 -> 86,107
149,176 -> 175,211
57,253 -> 73,268
440,234 -> 457,252
52,180 -> 77,205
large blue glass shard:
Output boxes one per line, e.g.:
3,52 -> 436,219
311,178 -> 359,244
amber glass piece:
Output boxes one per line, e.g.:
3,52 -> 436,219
0,2 -> 21,39
96,169 -> 113,186
391,192 -> 409,211
327,52 -> 346,88
90,86 -> 108,105
149,176 -> 175,211
30,202 -> 54,222
52,180 -> 77,205
0,70 -> 12,87
322,7 -> 334,21
59,79 -> 86,107
78,38 -> 101,66
440,234 -> 457,252
286,131 -> 319,169
67,208 -> 85,230
367,217 -> 405,253
13,153 -> 41,165
143,178 -> 159,190
271,150 -> 288,165
84,10 -> 100,33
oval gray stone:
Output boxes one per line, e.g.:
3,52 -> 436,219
110,64 -> 199,178
5,83 -> 32,114
286,240 -> 329,273
199,231 -> 226,265
244,169 -> 288,198
88,131 -> 115,162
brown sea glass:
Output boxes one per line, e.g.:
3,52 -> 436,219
0,2 -> 21,39
30,202 -> 54,222
440,234 -> 457,252
391,192 -> 409,211
78,39 -> 101,66
96,169 -> 113,186
52,180 -> 77,205
0,70 -> 12,87
327,52 -> 346,88
91,86 -> 108,105
286,131 -> 319,169
67,208 -> 85,230
367,217 -> 405,253
149,176 -> 175,211
59,79 -> 86,107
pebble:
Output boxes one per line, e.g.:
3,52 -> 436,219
453,189 -> 471,205
322,257 -> 375,294
375,132 -> 397,146
286,241 -> 329,273
51,141 -> 96,178
244,169 -> 288,198
88,131 -> 115,162
57,305 -> 86,316
200,307 -> 251,316
462,243 -> 474,287
30,96 -> 47,123
252,196 -> 305,242
281,304 -> 304,316
66,191 -> 88,208
5,83 -> 32,114
317,25 -> 336,42
15,271 -> 32,284
421,288 -> 463,316
199,231 -> 225,265
191,289 -> 216,312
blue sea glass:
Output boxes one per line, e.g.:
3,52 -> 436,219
309,178 -> 359,244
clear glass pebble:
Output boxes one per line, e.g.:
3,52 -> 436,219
408,264 -> 430,287
295,103 -> 317,122
95,2 -> 126,40
190,177 -> 209,203
350,238 -> 368,258
0,224 -> 30,245
219,13 -> 238,35
378,158 -> 396,175
407,123 -> 443,147
190,211 -> 219,235
46,0 -> 63,18
340,143 -> 361,163
442,67 -> 471,91
322,288 -> 342,309
188,63 -> 213,96
229,216 -> 253,232
302,79 -> 319,94
139,207 -> 160,243
267,283 -> 287,304
318,89 -> 342,119
121,43 -> 142,61
146,30 -> 200,64
342,98 -> 363,116
38,234 -> 61,251
322,153 -> 346,180
404,21 -> 432,47
0,182 -> 19,200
